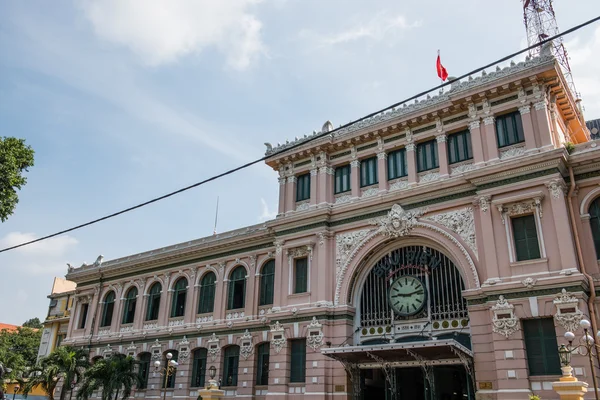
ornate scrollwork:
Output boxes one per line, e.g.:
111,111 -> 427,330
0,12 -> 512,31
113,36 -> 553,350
239,330 -> 253,360
371,204 -> 424,238
423,207 -> 477,256
491,296 -> 519,338
554,289 -> 583,332
207,333 -> 220,361
306,317 -> 324,351
270,321 -> 287,354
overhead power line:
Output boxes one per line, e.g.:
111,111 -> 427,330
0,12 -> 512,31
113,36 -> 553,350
1,15 -> 599,255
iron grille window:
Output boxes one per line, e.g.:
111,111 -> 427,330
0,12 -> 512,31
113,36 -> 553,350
334,165 -> 351,194
223,346 -> 240,386
448,130 -> 473,164
198,272 -> 216,314
589,198 -> 600,260
191,349 -> 207,388
146,283 -> 161,321
227,267 -> 247,310
170,278 -> 187,318
360,157 -> 378,187
100,291 -> 115,327
138,353 -> 151,389
512,215 -> 541,261
496,111 -> 525,148
255,343 -> 270,386
122,287 -> 137,324
259,260 -> 275,306
79,303 -> 89,329
294,257 -> 308,294
387,149 -> 407,180
296,173 -> 311,202
289,339 -> 306,383
417,140 -> 439,172
523,318 -> 561,376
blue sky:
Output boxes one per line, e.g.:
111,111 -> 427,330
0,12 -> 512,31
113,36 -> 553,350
1,0 -> 599,325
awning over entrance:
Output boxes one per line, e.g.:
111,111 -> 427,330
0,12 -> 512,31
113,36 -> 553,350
321,338 -> 473,369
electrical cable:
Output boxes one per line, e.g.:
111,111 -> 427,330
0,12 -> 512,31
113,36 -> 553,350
1,15 -> 599,254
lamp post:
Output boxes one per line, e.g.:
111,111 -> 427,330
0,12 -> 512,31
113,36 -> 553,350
69,380 -> 76,400
13,385 -> 19,400
207,366 -> 217,390
154,353 -> 178,400
560,319 -> 600,400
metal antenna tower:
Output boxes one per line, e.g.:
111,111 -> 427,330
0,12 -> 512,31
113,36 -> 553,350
522,0 -> 579,99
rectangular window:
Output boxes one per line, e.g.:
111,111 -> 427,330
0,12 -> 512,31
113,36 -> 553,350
290,339 -> 307,383
387,149 -> 407,180
523,318 -> 561,376
496,111 -> 525,148
448,130 -> 473,164
79,303 -> 89,329
138,354 -> 151,389
223,347 -> 239,387
360,157 -> 378,187
512,215 -> 541,261
294,257 -> 308,294
256,343 -> 270,386
296,173 -> 311,202
417,140 -> 439,172
334,165 -> 351,194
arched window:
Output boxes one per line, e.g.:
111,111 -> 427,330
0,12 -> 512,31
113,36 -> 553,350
122,287 -> 138,324
100,291 -> 115,327
259,260 -> 275,306
171,278 -> 188,318
590,197 -> 600,260
227,267 -> 247,310
223,346 -> 240,386
146,283 -> 161,321
138,353 -> 151,389
198,272 -> 216,314
163,350 -> 179,388
255,343 -> 270,386
191,348 -> 208,387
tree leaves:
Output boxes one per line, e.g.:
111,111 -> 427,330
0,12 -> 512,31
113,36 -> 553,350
0,136 -> 35,222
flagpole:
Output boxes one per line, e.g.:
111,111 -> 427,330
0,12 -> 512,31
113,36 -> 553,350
438,49 -> 444,93
213,196 -> 219,235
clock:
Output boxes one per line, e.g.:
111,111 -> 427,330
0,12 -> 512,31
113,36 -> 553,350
388,276 -> 427,316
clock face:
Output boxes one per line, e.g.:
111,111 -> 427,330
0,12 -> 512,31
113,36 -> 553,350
389,276 -> 427,316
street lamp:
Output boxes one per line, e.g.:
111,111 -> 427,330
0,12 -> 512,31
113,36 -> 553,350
154,353 -> 178,400
206,366 -> 218,390
561,319 -> 600,400
13,385 -> 20,400
69,380 -> 76,400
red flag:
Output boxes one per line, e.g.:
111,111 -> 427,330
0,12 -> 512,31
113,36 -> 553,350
436,54 -> 448,81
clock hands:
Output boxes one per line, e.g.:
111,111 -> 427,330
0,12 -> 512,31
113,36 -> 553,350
390,290 -> 423,298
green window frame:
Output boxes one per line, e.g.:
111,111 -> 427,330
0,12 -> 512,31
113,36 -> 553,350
170,278 -> 188,318
163,351 -> 178,388
296,173 -> 311,202
589,198 -> 600,260
289,339 -> 306,383
496,111 -> 525,148
122,287 -> 137,324
138,353 -> 151,389
334,165 -> 351,194
198,272 -> 216,314
294,257 -> 308,294
100,291 -> 115,327
523,318 -> 561,376
387,149 -> 407,180
191,348 -> 207,388
146,283 -> 161,321
259,260 -> 275,306
448,130 -> 473,164
223,346 -> 240,387
227,266 -> 247,310
256,343 -> 270,386
360,157 -> 378,187
512,214 -> 541,261
417,139 -> 439,172
79,303 -> 89,329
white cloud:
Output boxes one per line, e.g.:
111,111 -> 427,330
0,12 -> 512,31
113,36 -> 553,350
79,0 -> 266,69
258,198 -> 277,221
567,26 -> 600,118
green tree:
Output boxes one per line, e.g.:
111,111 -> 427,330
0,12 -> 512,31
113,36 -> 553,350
0,136 -> 35,222
23,318 -> 43,329
0,326 -> 42,378
77,354 -> 141,400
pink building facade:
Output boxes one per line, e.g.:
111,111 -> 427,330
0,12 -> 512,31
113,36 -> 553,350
63,52 -> 600,400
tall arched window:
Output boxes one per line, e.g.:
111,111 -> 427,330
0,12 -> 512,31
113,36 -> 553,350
223,346 -> 240,386
171,278 -> 188,318
198,272 -> 216,314
590,197 -> 600,260
259,260 -> 275,306
163,350 -> 179,388
227,267 -> 247,310
100,291 -> 115,327
191,348 -> 208,387
138,353 -> 151,389
255,343 -> 270,386
122,287 -> 137,324
146,283 -> 161,321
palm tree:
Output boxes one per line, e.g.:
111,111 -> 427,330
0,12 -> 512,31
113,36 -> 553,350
22,363 -> 61,400
77,354 -> 141,400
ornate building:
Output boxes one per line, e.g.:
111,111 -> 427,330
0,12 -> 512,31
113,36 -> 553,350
64,50 -> 600,400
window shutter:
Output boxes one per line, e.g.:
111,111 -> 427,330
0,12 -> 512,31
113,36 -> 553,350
523,318 -> 560,375
295,258 -> 308,293
290,339 -> 307,382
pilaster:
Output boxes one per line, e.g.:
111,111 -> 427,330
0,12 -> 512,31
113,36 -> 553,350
436,134 -> 449,177
278,176 -> 287,215
350,160 -> 360,199
469,119 -> 485,165
474,196 -> 500,282
285,176 -> 297,214
318,166 -> 334,204
377,152 -> 388,192
309,168 -> 318,207
406,143 -> 417,184
483,116 -> 499,162
534,97 -> 554,148
519,105 -> 538,150
546,179 -> 578,271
